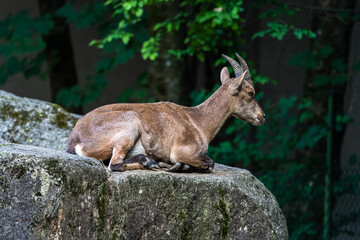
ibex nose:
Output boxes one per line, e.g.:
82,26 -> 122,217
256,113 -> 265,125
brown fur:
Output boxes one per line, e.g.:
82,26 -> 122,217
66,60 -> 265,172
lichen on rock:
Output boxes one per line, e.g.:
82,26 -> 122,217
0,143 -> 288,240
0,90 -> 80,151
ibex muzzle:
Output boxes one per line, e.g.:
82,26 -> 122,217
66,54 -> 265,172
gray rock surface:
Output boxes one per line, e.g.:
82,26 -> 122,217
0,90 -> 80,150
0,143 -> 288,240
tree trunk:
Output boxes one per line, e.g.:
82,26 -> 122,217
37,0 -> 82,113
147,1 -> 197,105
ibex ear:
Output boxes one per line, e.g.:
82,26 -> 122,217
220,67 -> 230,84
230,70 -> 248,95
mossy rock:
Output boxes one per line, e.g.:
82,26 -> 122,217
0,90 -> 80,151
0,144 -> 288,240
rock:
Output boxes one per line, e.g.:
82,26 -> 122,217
0,143 -> 107,240
0,144 -> 288,240
0,90 -> 80,151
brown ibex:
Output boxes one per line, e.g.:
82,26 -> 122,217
66,54 -> 265,173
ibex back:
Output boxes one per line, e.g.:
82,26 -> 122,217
66,54 -> 265,173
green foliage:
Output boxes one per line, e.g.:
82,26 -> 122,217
56,2 -> 108,29
89,0 -> 147,48
252,70 -> 277,85
0,11 -> 53,84
117,73 -> 155,103
0,2 -> 134,109
141,35 -> 160,61
252,20 -> 316,41
53,2 -> 122,109
251,1 -> 316,40
289,45 -> 353,88
289,45 -> 335,69
352,60 -> 360,72
92,0 -> 246,62
288,50 -> 318,69
55,73 -> 108,109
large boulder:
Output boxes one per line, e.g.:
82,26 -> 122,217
0,90 -> 79,150
0,144 -> 288,240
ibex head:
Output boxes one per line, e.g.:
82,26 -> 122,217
221,53 -> 265,126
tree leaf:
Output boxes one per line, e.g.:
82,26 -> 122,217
56,3 -> 78,23
319,45 -> 333,58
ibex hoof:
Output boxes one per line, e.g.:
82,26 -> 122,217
147,162 -> 161,171
195,165 -> 214,173
141,157 -> 159,171
158,162 -> 172,169
148,164 -> 160,170
200,166 -> 214,173
196,157 -> 214,173
164,162 -> 183,172
183,164 -> 191,171
108,163 -> 125,172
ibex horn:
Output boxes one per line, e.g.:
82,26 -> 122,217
235,53 -> 249,72
221,54 -> 243,78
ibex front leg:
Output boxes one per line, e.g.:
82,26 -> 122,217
171,147 -> 215,173
123,154 -> 160,171
108,132 -> 159,172
109,147 -> 160,171
158,162 -> 193,172
195,155 -> 215,173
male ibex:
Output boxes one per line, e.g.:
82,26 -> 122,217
66,54 -> 265,173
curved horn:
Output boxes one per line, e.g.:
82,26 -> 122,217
221,54 -> 243,77
235,53 -> 249,71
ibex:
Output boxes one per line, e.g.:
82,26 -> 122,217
66,54 -> 265,173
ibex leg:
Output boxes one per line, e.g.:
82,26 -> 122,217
180,153 -> 214,173
108,134 -> 138,172
122,154 -> 160,171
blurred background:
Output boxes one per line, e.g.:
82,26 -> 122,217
0,0 -> 359,239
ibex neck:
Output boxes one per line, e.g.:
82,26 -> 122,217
189,86 -> 232,143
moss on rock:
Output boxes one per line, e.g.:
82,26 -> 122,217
10,164 -> 27,179
0,90 -> 80,150
0,144 -> 288,240
177,210 -> 191,240
96,182 -> 108,240
216,189 -> 230,239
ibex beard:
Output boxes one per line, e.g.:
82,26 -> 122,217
66,54 -> 265,173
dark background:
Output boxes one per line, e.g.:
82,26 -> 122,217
0,0 -> 359,239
